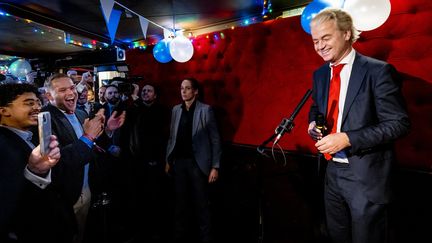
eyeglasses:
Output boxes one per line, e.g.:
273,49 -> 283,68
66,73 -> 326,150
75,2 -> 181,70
5,99 -> 42,108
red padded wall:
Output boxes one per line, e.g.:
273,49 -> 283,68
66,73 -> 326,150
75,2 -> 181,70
126,0 -> 432,170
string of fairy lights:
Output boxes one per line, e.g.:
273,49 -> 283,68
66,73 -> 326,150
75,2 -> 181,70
0,9 -> 110,51
1,0 -> 274,53
128,0 -> 273,50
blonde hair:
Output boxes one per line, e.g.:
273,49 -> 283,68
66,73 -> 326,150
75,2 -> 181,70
311,8 -> 360,43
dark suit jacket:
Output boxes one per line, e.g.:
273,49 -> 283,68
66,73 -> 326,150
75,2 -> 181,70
45,103 -> 122,243
43,104 -> 94,205
309,52 -> 410,204
166,101 -> 222,176
124,101 -> 169,163
0,127 -> 33,239
43,104 -> 114,203
18,104 -> 97,242
0,125 -> 78,243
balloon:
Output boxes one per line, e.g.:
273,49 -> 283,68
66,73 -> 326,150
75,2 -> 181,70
343,0 -> 391,31
169,35 -> 194,63
9,59 -> 32,78
301,0 -> 332,34
324,0 -> 345,8
153,39 -> 172,63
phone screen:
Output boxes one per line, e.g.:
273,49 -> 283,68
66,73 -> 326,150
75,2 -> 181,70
38,112 -> 52,155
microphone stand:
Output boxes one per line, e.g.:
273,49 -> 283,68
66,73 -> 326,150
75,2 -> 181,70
257,89 -> 312,156
255,89 -> 312,243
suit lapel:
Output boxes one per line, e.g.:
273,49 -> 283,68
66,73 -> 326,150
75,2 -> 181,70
321,67 -> 331,116
47,104 -> 79,141
341,53 -> 368,125
313,65 -> 331,115
172,105 -> 182,141
192,101 -> 202,137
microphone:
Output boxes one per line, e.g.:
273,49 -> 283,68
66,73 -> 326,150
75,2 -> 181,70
273,89 -> 312,144
315,113 -> 325,134
274,118 -> 290,144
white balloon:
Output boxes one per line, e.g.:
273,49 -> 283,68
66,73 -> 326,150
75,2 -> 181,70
322,0 -> 344,8
343,0 -> 391,31
9,59 -> 32,78
169,35 -> 194,63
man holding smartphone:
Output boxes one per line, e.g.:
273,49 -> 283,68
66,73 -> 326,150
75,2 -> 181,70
0,83 -> 61,242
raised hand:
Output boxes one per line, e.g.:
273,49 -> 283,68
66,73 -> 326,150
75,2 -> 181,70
83,108 -> 105,139
27,135 -> 61,175
106,110 -> 126,132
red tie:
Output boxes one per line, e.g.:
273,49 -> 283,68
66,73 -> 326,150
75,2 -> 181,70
324,64 -> 345,160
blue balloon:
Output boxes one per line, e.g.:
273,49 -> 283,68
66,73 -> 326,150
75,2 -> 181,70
153,39 -> 172,63
9,59 -> 32,78
301,0 -> 332,34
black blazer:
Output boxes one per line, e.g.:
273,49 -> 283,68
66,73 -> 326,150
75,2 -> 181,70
309,52 -> 410,203
0,125 -> 78,243
11,104 -> 97,242
43,104 -> 94,205
166,101 -> 222,176
43,104 -> 113,203
0,127 -> 32,239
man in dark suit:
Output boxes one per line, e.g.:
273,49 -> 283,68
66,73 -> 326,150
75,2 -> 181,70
43,73 -> 125,243
95,83 -> 135,241
122,84 -> 170,241
166,78 -> 222,243
307,9 -> 410,243
0,83 -> 61,242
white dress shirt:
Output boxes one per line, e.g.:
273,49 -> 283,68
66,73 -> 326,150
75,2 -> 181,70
329,48 -> 356,163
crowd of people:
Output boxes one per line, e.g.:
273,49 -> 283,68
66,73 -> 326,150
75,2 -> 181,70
1,70 -> 222,243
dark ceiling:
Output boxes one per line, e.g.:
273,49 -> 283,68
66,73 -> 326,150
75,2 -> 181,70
0,0 -> 309,57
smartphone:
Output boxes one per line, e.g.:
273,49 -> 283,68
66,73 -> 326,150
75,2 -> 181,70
38,112 -> 52,156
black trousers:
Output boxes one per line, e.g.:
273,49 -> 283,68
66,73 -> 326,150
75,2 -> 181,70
173,158 -> 211,243
324,161 -> 388,243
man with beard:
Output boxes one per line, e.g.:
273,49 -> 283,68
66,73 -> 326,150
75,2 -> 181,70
123,84 -> 170,241
99,83 -> 136,240
101,85 -> 127,155
97,85 -> 107,106
43,73 -> 125,243
0,83 -> 61,242
103,85 -> 122,117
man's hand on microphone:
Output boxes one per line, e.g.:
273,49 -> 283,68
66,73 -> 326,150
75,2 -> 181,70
315,132 -> 351,155
308,121 -> 323,141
